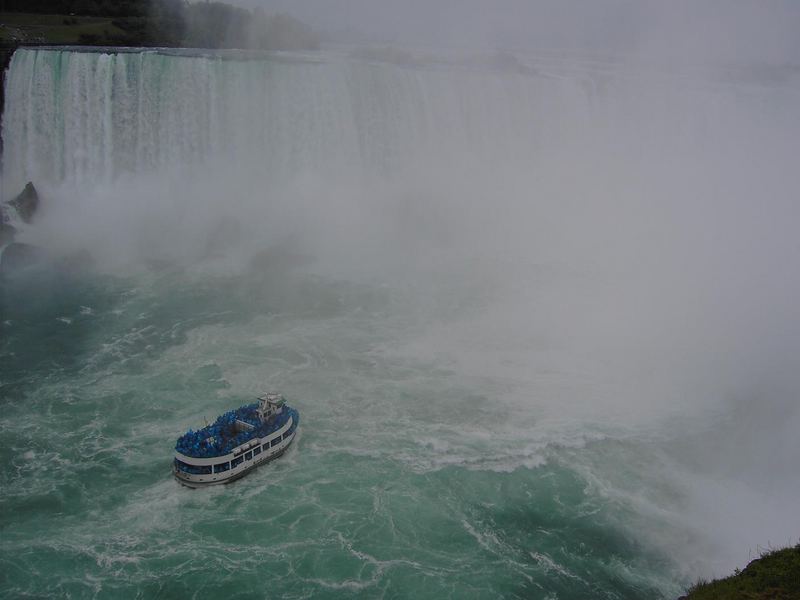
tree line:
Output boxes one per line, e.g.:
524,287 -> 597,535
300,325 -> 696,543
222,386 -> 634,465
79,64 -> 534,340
0,0 -> 321,50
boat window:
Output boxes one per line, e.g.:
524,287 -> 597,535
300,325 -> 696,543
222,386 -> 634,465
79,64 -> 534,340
214,462 -> 230,473
253,446 -> 262,456
245,451 -> 253,460
283,431 -> 291,440
261,444 -> 269,452
175,459 -> 212,475
231,456 -> 244,468
271,438 -> 280,447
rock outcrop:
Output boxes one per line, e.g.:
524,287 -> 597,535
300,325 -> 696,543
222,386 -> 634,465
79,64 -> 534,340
1,181 -> 39,242
7,182 -> 39,223
1,182 -> 41,272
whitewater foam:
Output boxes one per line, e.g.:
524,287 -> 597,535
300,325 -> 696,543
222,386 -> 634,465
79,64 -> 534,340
2,45 -> 799,598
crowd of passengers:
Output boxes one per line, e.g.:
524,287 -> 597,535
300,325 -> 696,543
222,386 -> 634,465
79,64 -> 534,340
175,424 -> 297,475
175,405 -> 294,458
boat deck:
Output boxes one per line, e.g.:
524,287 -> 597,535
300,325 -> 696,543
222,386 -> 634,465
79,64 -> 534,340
175,403 -> 292,459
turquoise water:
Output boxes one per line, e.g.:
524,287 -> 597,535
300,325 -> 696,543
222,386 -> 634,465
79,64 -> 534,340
1,264 -> 683,599
3,46 -> 798,600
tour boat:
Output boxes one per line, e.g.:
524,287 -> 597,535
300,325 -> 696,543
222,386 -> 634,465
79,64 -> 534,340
173,393 -> 299,487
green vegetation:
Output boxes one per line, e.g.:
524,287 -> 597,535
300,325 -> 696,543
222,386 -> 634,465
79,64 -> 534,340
0,0 -> 319,151
0,0 -> 165,17
1,12 -> 130,45
682,545 -> 800,600
183,4 -> 319,51
0,0 -> 319,50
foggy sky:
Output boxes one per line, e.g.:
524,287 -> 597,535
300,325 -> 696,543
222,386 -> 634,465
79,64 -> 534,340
218,0 -> 800,63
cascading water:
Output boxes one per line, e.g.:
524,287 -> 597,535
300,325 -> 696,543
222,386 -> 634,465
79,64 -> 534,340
3,47 -> 602,268
1,47 -> 799,599
2,48 -> 586,193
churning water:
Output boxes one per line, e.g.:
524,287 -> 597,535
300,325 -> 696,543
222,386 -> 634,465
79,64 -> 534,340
1,47 -> 799,598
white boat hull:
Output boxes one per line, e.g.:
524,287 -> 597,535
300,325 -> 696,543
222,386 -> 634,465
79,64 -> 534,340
174,415 -> 297,488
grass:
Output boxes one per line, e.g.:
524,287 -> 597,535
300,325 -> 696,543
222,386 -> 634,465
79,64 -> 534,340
0,12 -> 127,45
683,545 -> 800,600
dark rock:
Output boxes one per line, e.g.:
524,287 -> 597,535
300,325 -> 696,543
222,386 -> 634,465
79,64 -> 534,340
7,182 -> 39,223
0,242 -> 44,272
0,221 -> 16,246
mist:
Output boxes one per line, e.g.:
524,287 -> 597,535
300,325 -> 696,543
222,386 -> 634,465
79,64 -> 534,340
218,0 -> 800,64
2,0 -> 799,589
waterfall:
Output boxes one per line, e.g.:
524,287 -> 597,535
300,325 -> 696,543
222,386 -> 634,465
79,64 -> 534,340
1,46 -> 796,273
1,48 -> 594,196
1,46 -> 799,600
